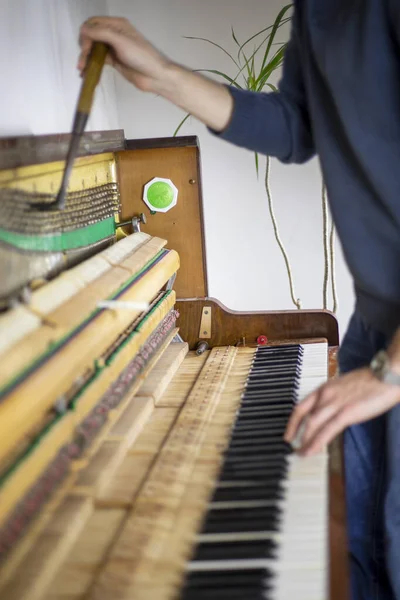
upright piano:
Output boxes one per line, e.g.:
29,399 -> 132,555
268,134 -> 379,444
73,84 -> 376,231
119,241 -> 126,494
0,130 -> 343,600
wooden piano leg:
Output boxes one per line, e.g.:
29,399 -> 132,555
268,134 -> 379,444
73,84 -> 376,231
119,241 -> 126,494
329,435 -> 350,600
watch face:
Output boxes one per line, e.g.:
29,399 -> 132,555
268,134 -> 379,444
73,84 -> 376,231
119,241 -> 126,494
371,351 -> 386,376
371,350 -> 400,386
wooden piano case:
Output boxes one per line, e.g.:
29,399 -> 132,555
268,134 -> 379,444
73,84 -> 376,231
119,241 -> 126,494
0,130 -> 348,599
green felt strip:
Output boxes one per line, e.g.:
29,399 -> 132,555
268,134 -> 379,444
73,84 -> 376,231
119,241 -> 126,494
0,217 -> 115,252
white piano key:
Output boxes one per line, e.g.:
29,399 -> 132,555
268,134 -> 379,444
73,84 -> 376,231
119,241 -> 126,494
273,341 -> 328,600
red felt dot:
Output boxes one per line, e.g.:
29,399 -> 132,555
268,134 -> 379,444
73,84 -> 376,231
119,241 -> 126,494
257,335 -> 268,346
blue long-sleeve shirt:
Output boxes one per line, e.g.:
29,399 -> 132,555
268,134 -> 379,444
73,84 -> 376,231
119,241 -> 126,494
213,0 -> 400,335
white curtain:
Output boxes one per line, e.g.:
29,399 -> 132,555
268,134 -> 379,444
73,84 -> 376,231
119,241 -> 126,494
0,0 -> 120,136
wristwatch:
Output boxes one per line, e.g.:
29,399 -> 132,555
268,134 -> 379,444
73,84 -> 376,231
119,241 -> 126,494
370,350 -> 400,386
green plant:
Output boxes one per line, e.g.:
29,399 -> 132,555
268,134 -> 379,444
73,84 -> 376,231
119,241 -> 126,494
174,3 -> 292,175
175,4 -> 338,313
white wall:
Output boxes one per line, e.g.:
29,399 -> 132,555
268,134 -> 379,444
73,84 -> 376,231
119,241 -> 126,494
109,0 -> 354,336
0,0 -> 119,135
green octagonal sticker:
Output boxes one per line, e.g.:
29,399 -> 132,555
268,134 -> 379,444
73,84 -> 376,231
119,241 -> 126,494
143,177 -> 178,213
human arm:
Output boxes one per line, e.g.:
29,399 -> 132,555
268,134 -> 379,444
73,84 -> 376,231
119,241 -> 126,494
284,328 -> 400,456
78,13 -> 314,163
78,17 -> 233,133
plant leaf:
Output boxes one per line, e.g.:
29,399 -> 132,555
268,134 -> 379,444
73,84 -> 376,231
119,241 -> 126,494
232,24 -> 288,88
266,83 -> 278,92
173,113 -> 191,137
231,26 -> 240,47
256,44 -> 287,91
184,36 -> 240,68
193,69 -> 244,88
255,152 -> 259,177
260,4 -> 292,72
237,16 -> 291,59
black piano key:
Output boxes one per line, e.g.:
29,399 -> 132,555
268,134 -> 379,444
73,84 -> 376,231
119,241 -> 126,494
229,436 -> 286,448
232,421 -> 289,431
229,432 -> 289,442
253,350 -> 300,358
245,380 -> 299,391
250,363 -> 300,372
228,438 -> 286,450
240,396 -> 295,406
202,516 -> 281,534
251,358 -> 300,366
249,365 -> 299,373
181,587 -> 267,600
192,539 -> 277,561
239,398 -> 294,406
230,428 -> 287,440
180,569 -> 273,600
242,387 -> 296,395
240,397 -> 294,406
221,465 -> 288,478
254,350 -> 300,359
230,427 -> 290,440
220,461 -> 288,477
219,472 -> 286,486
232,418 -> 289,431
220,468 -> 287,481
225,444 -> 292,458
204,504 -> 281,518
249,366 -> 299,375
237,411 -> 292,419
240,395 -> 294,405
229,428 -> 286,440
229,433 -> 286,444
238,405 -> 293,415
222,453 -> 289,467
183,568 -> 273,588
240,397 -> 295,407
251,365 -> 298,372
219,474 -> 285,488
236,409 -> 293,421
212,483 -> 284,503
232,431 -> 289,440
255,344 -> 301,353
250,362 -> 300,371
247,372 -> 299,382
246,369 -> 299,378
234,413 -> 290,422
204,504 -> 281,520
239,400 -> 294,408
243,387 -> 297,396
257,342 -> 300,347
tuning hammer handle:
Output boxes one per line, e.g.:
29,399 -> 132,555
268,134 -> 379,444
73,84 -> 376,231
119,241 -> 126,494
76,42 -> 108,117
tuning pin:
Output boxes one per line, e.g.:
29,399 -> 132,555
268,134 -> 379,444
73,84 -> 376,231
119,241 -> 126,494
116,213 -> 147,233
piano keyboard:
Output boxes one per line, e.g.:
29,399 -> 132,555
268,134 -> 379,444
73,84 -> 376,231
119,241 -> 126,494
0,342 -> 328,600
182,342 -> 328,600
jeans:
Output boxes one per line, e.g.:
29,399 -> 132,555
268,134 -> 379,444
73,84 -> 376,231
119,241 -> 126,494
339,312 -> 400,600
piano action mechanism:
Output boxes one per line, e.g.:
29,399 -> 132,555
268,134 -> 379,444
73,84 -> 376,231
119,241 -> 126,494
0,131 -> 343,600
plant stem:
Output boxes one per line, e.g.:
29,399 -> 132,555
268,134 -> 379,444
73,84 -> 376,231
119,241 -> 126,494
265,156 -> 301,310
330,218 -> 338,313
322,181 -> 329,310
